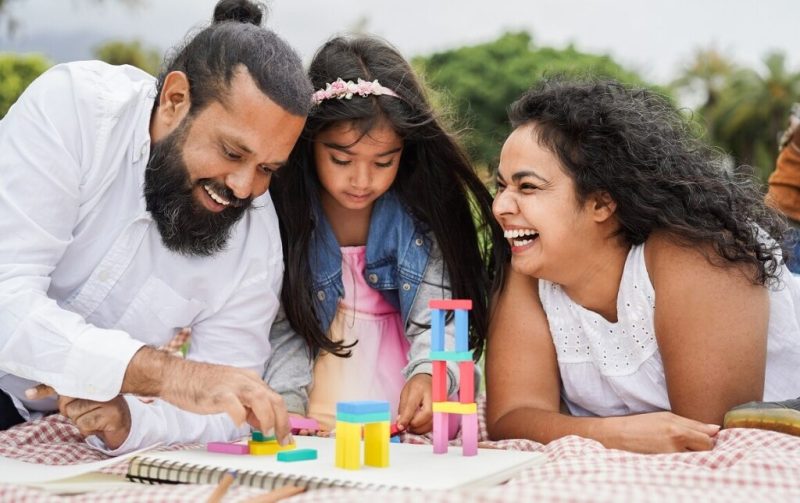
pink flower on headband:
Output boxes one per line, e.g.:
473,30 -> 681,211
312,78 -> 399,105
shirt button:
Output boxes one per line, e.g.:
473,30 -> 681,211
317,290 -> 326,301
415,238 -> 424,246
98,270 -> 110,282
402,283 -> 411,291
368,274 -> 378,284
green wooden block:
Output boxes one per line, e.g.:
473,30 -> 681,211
277,448 -> 318,462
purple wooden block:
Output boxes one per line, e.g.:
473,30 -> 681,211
433,412 -> 448,454
461,413 -> 478,456
207,441 -> 249,455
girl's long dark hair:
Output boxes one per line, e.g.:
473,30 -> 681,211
271,36 -> 506,359
508,78 -> 788,285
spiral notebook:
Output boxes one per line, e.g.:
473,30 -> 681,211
126,436 -> 544,491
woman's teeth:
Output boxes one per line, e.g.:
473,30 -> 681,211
504,229 -> 538,246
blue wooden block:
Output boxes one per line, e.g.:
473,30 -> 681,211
277,448 -> 318,462
455,309 -> 469,352
390,435 -> 401,443
431,308 -> 445,352
336,400 -> 390,415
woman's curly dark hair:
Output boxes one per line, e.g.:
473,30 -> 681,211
508,78 -> 789,285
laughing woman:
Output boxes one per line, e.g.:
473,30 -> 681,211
486,79 -> 800,454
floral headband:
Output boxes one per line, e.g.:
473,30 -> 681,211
312,77 -> 399,105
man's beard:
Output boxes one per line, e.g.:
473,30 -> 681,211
143,117 -> 252,257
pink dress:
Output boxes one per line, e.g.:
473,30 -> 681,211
307,246 -> 410,430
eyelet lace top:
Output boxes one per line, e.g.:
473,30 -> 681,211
539,244 -> 800,417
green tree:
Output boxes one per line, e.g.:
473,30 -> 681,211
0,52 -> 50,117
676,51 -> 800,180
414,32 -> 661,169
93,39 -> 161,76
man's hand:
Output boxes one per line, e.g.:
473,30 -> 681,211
396,373 -> 433,434
58,395 -> 132,450
156,354 -> 292,445
26,347 -> 293,445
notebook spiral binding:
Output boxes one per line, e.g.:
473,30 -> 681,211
125,456 -> 393,491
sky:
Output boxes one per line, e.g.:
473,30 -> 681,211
0,0 -> 798,85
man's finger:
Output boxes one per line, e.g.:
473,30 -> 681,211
217,392 -> 248,427
25,384 -> 57,400
63,399 -> 104,423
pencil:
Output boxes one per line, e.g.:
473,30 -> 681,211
206,470 -> 236,503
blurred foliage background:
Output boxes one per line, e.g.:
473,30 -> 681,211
2,3 -> 799,182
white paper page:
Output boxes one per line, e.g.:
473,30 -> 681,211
0,446 -> 153,484
134,436 -> 545,490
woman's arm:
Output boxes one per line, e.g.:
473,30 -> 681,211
648,233 -> 770,425
486,266 -> 719,453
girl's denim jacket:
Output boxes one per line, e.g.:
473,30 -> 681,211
265,190 -> 464,414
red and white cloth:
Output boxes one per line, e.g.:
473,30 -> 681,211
2,396 -> 800,502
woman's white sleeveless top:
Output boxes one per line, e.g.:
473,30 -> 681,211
538,244 -> 800,417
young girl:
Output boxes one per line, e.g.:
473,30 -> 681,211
486,79 -> 800,453
269,36 -> 504,434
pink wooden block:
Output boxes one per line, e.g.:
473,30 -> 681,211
289,416 -> 320,432
433,412 -> 449,454
458,361 -> 474,403
429,299 -> 473,311
461,413 -> 478,456
207,441 -> 249,455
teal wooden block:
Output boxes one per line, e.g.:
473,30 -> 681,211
277,448 -> 318,462
251,431 -> 275,442
429,350 -> 473,362
336,411 -> 392,424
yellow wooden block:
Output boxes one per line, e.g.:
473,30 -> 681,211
335,421 -> 362,470
248,439 -> 296,455
432,401 -> 477,414
364,421 -> 389,467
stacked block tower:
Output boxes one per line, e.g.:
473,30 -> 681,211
429,299 -> 478,456
334,400 -> 391,470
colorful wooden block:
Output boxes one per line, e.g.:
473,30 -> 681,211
459,360 -> 475,403
432,401 -> 477,414
206,441 -> 249,455
335,420 -> 362,470
336,400 -> 390,415
251,431 -> 275,442
428,299 -> 473,310
461,413 -> 478,456
390,435 -> 401,443
455,309 -> 469,351
390,422 -> 401,436
431,308 -> 445,352
432,360 -> 447,402
248,439 -> 296,455
289,416 -> 319,432
433,412 -> 448,454
277,448 -> 318,462
429,350 -> 473,362
336,410 -> 392,424
364,421 -> 390,467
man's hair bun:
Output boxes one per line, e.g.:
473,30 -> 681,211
212,0 -> 265,26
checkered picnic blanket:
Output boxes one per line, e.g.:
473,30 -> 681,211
2,396 -> 800,502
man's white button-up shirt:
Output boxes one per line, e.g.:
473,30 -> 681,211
0,61 -> 284,452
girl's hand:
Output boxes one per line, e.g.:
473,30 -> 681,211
58,395 -> 131,450
604,411 -> 720,453
396,373 -> 433,434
